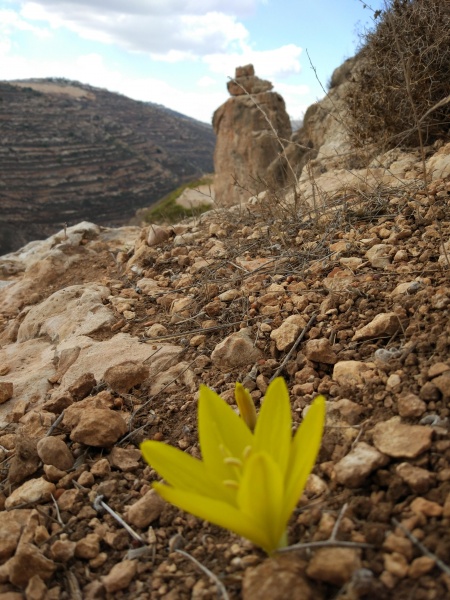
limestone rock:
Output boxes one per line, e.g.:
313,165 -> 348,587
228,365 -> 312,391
0,339 -> 55,428
25,574 -> 47,600
428,362 -> 450,378
17,284 -> 114,342
365,244 -> 393,268
333,361 -> 375,387
270,315 -> 307,352
62,391 -> 114,429
227,64 -> 273,96
339,257 -> 363,269
242,555 -> 314,600
334,442 -> 389,487
57,489 -> 84,514
145,323 -> 168,337
136,277 -> 165,297
58,333 -> 181,396
409,556 -> 436,579
67,372 -> 96,400
322,268 -> 354,293
218,289 -> 241,302
147,362 -> 197,396
304,338 -> 337,364
18,410 -> 55,439
427,142 -> 450,180
213,65 -> 291,206
275,58 -> 357,189
47,346 -> 80,384
108,447 -> 142,472
391,281 -> 423,296
75,533 -> 101,559
305,474 -> 329,497
372,418 -> 432,458
69,408 -> 127,447
432,373 -> 450,398
126,489 -> 165,529
8,543 -> 56,588
90,458 -> 111,477
306,547 -> 361,586
211,329 -> 262,370
353,312 -> 401,341
327,398 -> 365,425
0,514 -> 22,562
0,381 -> 13,404
8,436 -> 41,485
36,437 -> 74,471
5,478 -> 56,509
410,497 -> 443,517
397,393 -> 426,418
50,539 -> 76,562
383,552 -> 408,578
146,224 -> 172,247
0,223 -> 101,314
396,463 -> 435,494
102,560 -> 137,593
103,361 -> 149,394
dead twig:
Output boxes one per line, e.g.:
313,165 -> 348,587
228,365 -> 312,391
176,549 -> 230,600
51,493 -> 64,526
46,411 -> 65,437
278,503 -> 374,553
270,313 -> 317,381
92,493 -> 146,545
392,518 -> 450,577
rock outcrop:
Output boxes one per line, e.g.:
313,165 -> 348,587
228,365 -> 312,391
268,56 -> 357,186
213,65 -> 292,206
266,55 -> 450,210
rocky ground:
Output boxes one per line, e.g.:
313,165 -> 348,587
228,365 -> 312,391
0,148 -> 449,599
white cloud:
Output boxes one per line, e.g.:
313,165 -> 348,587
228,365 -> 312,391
204,43 -> 303,80
0,7 -> 51,38
197,75 -> 217,88
17,1 -> 252,56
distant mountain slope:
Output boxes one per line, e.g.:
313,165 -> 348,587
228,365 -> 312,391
0,78 -> 215,255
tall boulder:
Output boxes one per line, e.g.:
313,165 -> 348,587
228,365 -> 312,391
213,65 -> 292,206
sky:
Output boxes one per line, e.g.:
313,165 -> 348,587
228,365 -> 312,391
0,0 -> 385,124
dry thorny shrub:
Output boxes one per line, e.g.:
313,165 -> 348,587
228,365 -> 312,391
345,0 -> 450,150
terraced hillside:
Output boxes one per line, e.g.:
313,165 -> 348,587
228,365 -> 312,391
0,79 -> 215,255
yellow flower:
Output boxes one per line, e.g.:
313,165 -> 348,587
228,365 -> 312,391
234,382 -> 257,431
140,377 -> 325,554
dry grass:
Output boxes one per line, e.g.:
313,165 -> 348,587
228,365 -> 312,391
345,0 -> 450,150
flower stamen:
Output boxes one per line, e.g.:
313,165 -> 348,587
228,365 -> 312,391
224,457 -> 242,468
223,480 -> 239,489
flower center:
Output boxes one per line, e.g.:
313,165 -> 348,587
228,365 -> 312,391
220,445 -> 252,490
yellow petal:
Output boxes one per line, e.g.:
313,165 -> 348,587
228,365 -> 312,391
253,377 -> 292,476
282,394 -> 326,524
238,451 -> 286,554
153,482 -> 272,551
140,441 -> 233,502
198,385 -> 253,482
235,383 -> 257,431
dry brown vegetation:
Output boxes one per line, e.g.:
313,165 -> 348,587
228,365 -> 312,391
344,0 -> 450,150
